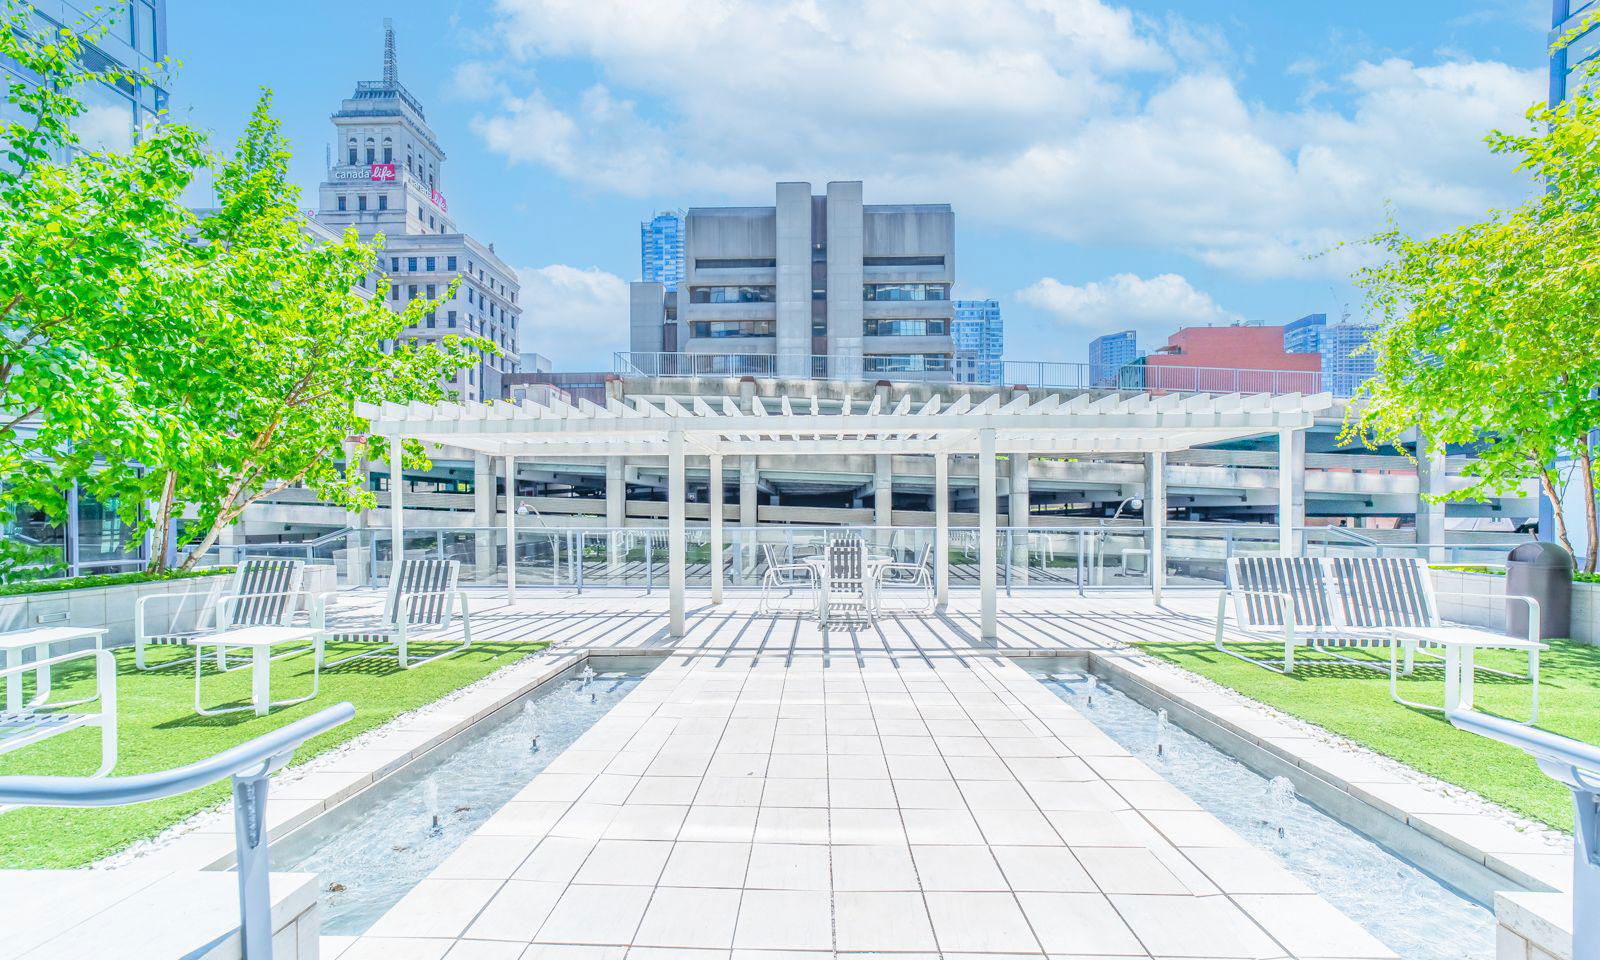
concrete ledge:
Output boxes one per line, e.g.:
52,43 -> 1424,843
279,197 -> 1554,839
1495,890 -> 1572,960
0,869 -> 317,960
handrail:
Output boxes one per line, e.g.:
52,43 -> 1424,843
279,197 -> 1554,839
1447,710 -> 1599,958
0,702 -> 355,960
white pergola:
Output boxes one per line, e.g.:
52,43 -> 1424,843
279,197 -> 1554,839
358,390 -> 1331,640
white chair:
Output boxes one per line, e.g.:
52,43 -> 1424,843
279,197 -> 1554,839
313,559 -> 471,670
134,558 -> 307,671
820,537 -> 874,624
0,649 -> 117,780
759,543 -> 816,615
875,543 -> 935,614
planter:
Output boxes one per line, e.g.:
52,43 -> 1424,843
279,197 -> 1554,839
0,575 -> 230,651
1431,568 -> 1600,645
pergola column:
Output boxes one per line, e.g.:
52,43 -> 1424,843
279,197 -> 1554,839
1279,428 -> 1304,557
1146,451 -> 1166,604
1009,452 -> 1030,583
668,429 -> 686,637
606,456 -> 625,572
709,453 -> 724,604
740,457 -> 758,578
388,437 -> 404,582
979,428 -> 998,641
473,452 -> 495,584
1416,438 -> 1447,562
874,454 -> 893,552
935,452 -> 950,607
505,454 -> 517,602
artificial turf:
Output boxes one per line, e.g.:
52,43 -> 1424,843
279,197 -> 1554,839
0,637 -> 545,868
1132,638 -> 1600,832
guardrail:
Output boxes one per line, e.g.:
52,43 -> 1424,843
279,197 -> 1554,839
0,702 -> 355,960
1447,709 -> 1598,957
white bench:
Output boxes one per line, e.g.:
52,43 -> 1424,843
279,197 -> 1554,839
0,648 -> 117,781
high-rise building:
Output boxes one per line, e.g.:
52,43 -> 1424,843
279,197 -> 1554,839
952,300 -> 1002,383
1550,1 -> 1600,105
641,211 -> 685,291
1088,330 -> 1138,387
629,181 -> 955,381
1319,321 -> 1381,395
315,20 -> 521,402
1283,313 -> 1326,354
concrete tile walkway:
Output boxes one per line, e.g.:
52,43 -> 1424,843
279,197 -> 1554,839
325,594 -> 1395,959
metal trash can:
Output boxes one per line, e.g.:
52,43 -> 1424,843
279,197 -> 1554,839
1505,541 -> 1572,640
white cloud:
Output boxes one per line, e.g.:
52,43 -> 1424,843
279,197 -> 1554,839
466,0 -> 1543,279
1017,272 -> 1241,340
514,264 -> 630,369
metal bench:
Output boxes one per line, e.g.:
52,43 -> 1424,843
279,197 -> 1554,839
0,648 -> 117,782
313,558 -> 471,669
134,558 -> 308,671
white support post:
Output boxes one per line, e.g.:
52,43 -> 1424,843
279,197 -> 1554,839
606,456 -> 625,573
1147,451 -> 1166,604
1278,428 -> 1300,558
669,429 -> 686,637
979,428 -> 998,641
709,453 -> 724,604
505,454 -> 517,603
389,437 -> 404,583
935,452 -> 950,608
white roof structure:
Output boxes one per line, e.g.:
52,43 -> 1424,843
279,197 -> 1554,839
358,390 -> 1334,642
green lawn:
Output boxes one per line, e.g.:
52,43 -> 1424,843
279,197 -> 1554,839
0,636 -> 546,868
1133,639 -> 1600,832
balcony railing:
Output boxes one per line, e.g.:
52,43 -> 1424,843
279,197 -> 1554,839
615,352 -> 1372,396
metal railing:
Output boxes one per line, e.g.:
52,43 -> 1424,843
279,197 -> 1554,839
0,703 -> 354,960
616,351 -> 1372,396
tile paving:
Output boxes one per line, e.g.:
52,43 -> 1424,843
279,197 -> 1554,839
324,594 -> 1398,959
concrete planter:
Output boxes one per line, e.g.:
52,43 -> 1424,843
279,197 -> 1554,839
1431,568 -> 1600,645
0,574 -> 232,650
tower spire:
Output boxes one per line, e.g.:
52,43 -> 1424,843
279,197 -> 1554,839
382,18 -> 397,85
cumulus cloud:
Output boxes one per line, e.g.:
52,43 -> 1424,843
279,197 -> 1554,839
514,264 -> 630,369
465,0 -> 1542,279
1017,273 -> 1241,340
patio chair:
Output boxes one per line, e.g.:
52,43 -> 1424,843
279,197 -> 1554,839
1212,555 -> 1344,673
0,649 -> 117,781
134,558 -> 307,671
759,543 -> 816,615
875,543 -> 935,614
821,536 -> 875,624
312,558 -> 471,670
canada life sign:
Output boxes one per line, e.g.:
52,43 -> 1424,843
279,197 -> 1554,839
369,163 -> 396,182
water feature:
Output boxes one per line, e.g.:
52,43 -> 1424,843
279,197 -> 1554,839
274,660 -> 652,934
1028,666 -> 1496,960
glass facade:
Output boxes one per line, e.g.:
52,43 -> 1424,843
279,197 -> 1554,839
688,319 -> 775,338
952,300 -> 1003,383
864,354 -> 952,373
864,318 -> 948,337
1553,0 -> 1600,104
1319,322 -> 1381,396
641,211 -> 685,290
689,285 -> 775,304
863,283 -> 950,301
1283,313 -> 1326,354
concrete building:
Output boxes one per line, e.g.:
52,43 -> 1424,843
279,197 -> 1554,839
1551,0 -> 1600,105
628,181 -> 956,381
314,19 -> 521,402
952,299 -> 1003,384
1320,320 -> 1381,396
1089,330 -> 1138,387
1283,313 -> 1326,354
640,211 -> 685,291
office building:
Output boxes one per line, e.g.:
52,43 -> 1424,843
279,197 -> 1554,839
629,181 -> 956,381
1283,313 -> 1326,354
1319,321 -> 1381,395
641,211 -> 685,291
1088,330 -> 1138,387
1551,1 -> 1600,104
952,300 -> 1003,383
315,20 -> 521,402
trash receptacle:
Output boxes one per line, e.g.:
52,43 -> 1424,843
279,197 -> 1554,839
1505,541 -> 1572,640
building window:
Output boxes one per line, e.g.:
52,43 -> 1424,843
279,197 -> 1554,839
425,256 -> 435,271
863,256 -> 946,267
688,285 -> 777,304
390,257 -> 399,272
447,310 -> 457,328
418,205 -> 424,219
365,139 -> 375,164
357,195 -> 367,211
862,283 -> 950,301
428,215 -> 435,229
694,257 -> 777,269
467,289 -> 475,306
347,139 -> 357,165
447,255 -> 457,271
378,194 -> 387,211
864,318 -> 948,337
425,313 -> 435,328
382,138 -> 393,163
390,284 -> 399,301
689,320 -> 776,339
407,284 -> 418,300
864,354 -> 951,373
407,257 -> 417,271
336,195 -> 346,211
426,284 -> 436,299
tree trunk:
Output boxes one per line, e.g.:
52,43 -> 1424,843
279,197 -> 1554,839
1540,468 -> 1577,562
177,507 -> 234,573
145,470 -> 177,574
1582,439 -> 1598,574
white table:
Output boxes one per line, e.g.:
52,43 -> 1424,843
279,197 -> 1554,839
1388,625 -> 1548,721
803,555 -> 888,624
0,626 -> 108,712
190,626 -> 320,717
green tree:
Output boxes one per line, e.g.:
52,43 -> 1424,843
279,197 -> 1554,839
0,1 -> 211,545
86,92 -> 492,572
1349,23 -> 1600,571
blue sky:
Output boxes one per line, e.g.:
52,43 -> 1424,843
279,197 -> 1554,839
167,0 -> 1552,370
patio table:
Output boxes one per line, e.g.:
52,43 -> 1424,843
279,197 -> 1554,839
1388,625 -> 1548,720
803,555 -> 888,624
0,626 -> 108,712
190,626 -> 320,717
